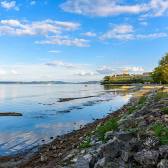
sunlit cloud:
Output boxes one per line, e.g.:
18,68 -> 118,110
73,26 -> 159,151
30,1 -> 36,6
0,0 -> 19,10
82,31 -> 97,37
0,19 -> 80,36
60,0 -> 148,17
48,50 -> 61,54
101,24 -> 168,41
61,0 -> 168,17
74,71 -> 96,76
96,66 -> 115,74
36,35 -> 90,47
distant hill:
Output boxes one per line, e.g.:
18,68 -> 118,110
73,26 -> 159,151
0,81 -> 100,84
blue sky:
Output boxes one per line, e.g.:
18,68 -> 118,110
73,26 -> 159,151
0,0 -> 168,81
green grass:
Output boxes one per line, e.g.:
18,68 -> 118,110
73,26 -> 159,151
79,136 -> 92,149
126,96 -> 147,115
151,123 -> 168,145
96,118 -> 118,141
161,107 -> 168,114
154,92 -> 168,101
138,96 -> 147,105
127,106 -> 137,114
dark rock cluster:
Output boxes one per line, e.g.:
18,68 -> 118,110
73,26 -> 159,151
63,91 -> 168,168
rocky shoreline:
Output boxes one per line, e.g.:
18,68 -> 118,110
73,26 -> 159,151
61,87 -> 168,168
0,86 -> 167,168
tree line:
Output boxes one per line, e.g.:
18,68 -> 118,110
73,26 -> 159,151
152,53 -> 168,84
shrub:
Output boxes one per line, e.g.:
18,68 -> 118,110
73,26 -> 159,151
154,92 -> 168,101
96,118 -> 118,141
79,136 -> 91,149
161,107 -> 168,114
138,96 -> 147,105
127,106 -> 137,114
151,123 -> 168,145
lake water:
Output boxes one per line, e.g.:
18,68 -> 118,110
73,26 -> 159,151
0,84 -> 132,156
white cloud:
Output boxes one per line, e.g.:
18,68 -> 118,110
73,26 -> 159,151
149,0 -> 168,16
30,1 -> 36,5
112,24 -> 134,34
11,69 -> 19,75
0,69 -> 7,75
37,35 -> 89,47
45,60 -> 79,69
136,32 -> 167,39
83,31 -> 97,37
124,66 -> 144,73
48,50 -> 61,54
0,1 -> 19,10
96,65 -> 145,75
140,21 -> 148,26
54,21 -> 80,31
0,68 -> 19,76
0,19 -> 80,36
0,19 -> 86,47
74,71 -> 96,76
96,66 -> 114,74
0,64 -> 146,81
61,0 -> 168,17
1,19 -> 22,27
101,24 -> 168,41
101,24 -> 134,40
60,0 -> 148,17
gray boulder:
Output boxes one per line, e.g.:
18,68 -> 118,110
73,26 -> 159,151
105,131 -> 135,142
159,145 -> 168,158
143,136 -> 160,149
134,149 -> 159,166
94,158 -> 105,168
100,138 -> 122,160
75,156 -> 89,168
157,159 -> 168,168
121,150 -> 130,162
104,131 -> 114,140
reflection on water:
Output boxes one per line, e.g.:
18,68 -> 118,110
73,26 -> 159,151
0,84 -> 132,156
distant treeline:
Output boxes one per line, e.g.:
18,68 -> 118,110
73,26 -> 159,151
102,53 -> 168,85
101,73 -> 153,85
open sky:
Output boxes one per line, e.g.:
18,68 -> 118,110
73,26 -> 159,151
0,0 -> 168,81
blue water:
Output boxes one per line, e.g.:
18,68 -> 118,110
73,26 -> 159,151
0,84 -> 132,156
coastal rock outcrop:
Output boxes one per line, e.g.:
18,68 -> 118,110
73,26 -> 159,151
65,89 -> 168,168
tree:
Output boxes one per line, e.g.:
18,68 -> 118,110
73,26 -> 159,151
103,76 -> 110,82
152,53 -> 168,84
159,53 -> 168,66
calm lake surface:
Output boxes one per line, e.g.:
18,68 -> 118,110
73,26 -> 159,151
0,84 -> 132,156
